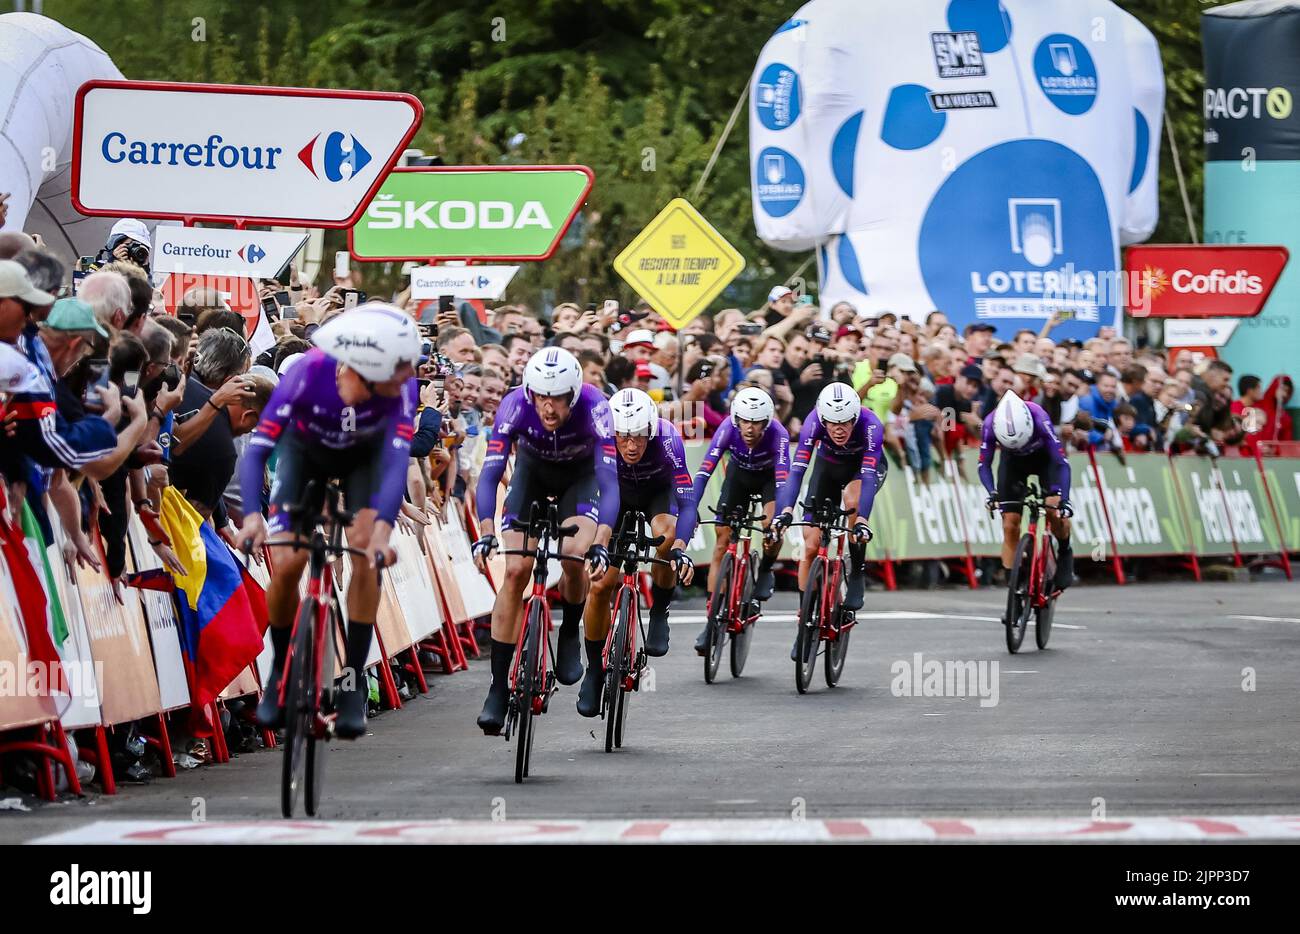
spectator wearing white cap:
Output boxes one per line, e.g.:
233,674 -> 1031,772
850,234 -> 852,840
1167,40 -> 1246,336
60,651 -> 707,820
0,259 -> 56,344
622,328 -> 656,363
762,284 -> 795,329
99,218 -> 152,274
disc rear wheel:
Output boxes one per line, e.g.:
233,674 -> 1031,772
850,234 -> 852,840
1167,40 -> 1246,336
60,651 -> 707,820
704,554 -> 732,684
824,559 -> 850,687
281,600 -> 316,818
1005,536 -> 1034,654
729,559 -> 756,678
795,560 -> 822,694
514,601 -> 543,783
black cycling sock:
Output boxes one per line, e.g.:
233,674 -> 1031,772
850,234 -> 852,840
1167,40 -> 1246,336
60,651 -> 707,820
489,639 -> 514,689
343,622 -> 374,688
650,584 -> 675,612
585,638 -> 605,671
560,600 -> 584,635
759,554 -> 776,574
848,541 -> 867,574
269,625 -> 291,667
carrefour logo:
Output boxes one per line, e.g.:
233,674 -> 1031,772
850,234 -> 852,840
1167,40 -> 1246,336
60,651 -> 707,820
297,131 -> 372,182
755,63 -> 801,131
1032,35 -> 1098,115
238,243 -> 265,264
1204,86 -> 1293,121
100,132 -> 285,170
755,147 -> 805,217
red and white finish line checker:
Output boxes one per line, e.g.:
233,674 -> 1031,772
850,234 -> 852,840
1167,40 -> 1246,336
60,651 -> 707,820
29,816 -> 1300,844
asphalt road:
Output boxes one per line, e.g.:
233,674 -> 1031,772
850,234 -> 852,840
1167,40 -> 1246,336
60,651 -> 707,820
5,579 -> 1300,843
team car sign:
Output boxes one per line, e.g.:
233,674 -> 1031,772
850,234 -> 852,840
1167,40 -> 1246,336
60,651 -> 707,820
72,81 -> 422,227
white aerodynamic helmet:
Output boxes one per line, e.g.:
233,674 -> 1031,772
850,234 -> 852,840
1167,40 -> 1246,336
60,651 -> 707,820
994,390 -> 1035,450
312,302 -> 420,382
609,388 -> 659,436
731,386 -> 774,426
523,346 -> 583,404
816,382 -> 860,424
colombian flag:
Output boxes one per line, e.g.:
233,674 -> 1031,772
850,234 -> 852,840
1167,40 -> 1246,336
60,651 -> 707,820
158,489 -> 264,709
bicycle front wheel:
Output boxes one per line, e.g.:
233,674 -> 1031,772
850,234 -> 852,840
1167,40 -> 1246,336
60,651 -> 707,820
605,591 -> 631,752
514,601 -> 543,784
825,558 -> 850,687
281,599 -> 316,818
795,559 -> 823,694
705,554 -> 732,684
729,559 -> 757,678
304,604 -> 339,816
1036,539 -> 1057,650
1005,535 -> 1034,654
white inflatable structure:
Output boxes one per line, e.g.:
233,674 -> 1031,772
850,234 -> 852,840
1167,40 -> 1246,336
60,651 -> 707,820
749,0 -> 1164,341
1,12 -> 123,265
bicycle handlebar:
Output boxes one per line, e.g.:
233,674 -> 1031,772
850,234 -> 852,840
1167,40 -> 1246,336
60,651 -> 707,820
505,517 -> 581,538
498,549 -> 587,563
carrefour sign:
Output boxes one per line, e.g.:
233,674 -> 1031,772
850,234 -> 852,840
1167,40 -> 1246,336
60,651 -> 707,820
350,166 -> 594,261
72,81 -> 422,227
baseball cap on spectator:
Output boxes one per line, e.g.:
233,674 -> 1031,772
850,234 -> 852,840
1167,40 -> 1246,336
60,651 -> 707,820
634,360 -> 654,380
876,311 -> 898,325
1074,367 -> 1096,384
278,352 -> 306,375
767,285 -> 793,303
247,364 -> 280,385
1013,353 -> 1046,377
887,352 -> 917,373
964,322 -> 996,336
110,218 -> 152,250
0,341 -> 42,393
45,297 -> 109,337
834,324 -> 862,341
805,323 -> 833,344
623,329 -> 656,349
959,364 -> 985,383
0,260 -> 56,305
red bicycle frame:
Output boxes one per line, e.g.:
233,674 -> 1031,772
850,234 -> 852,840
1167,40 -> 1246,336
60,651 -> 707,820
605,575 -> 642,692
278,553 -> 336,738
719,533 -> 758,633
510,580 -> 554,715
1022,509 -> 1058,610
814,533 -> 855,643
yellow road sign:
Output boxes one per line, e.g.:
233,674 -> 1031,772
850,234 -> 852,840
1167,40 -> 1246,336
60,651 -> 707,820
612,198 -> 746,329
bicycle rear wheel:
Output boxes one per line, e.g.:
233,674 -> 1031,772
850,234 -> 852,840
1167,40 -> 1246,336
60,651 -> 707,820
795,559 -> 822,694
514,601 -> 543,784
1005,536 -> 1034,654
605,592 -> 631,752
281,599 -> 316,818
304,604 -> 339,816
704,554 -> 732,684
825,558 -> 850,687
729,559 -> 757,678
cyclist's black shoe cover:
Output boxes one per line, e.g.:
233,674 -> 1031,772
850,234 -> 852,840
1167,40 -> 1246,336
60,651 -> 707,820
477,639 -> 515,735
790,638 -> 799,662
556,612 -> 584,685
1054,545 -> 1074,591
754,568 -> 776,601
334,681 -> 368,739
844,570 -> 866,611
576,639 -> 604,718
646,584 -> 673,657
694,625 -> 711,656
255,663 -> 285,729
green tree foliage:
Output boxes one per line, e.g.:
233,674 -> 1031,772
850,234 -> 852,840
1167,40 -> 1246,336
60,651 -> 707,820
43,0 -> 1211,303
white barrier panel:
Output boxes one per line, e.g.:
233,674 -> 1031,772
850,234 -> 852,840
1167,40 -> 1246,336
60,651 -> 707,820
126,518 -> 191,711
383,522 -> 442,643
443,506 -> 495,621
74,559 -> 161,726
0,543 -> 58,729
46,520 -> 102,729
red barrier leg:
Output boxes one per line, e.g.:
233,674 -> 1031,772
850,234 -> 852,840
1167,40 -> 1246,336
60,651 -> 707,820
145,713 -> 176,779
420,634 -> 455,673
52,722 -> 83,797
1255,449 -> 1293,580
881,558 -> 897,592
207,704 -> 230,763
405,646 -> 428,694
457,621 -> 480,658
372,627 -> 402,710
94,725 -> 116,795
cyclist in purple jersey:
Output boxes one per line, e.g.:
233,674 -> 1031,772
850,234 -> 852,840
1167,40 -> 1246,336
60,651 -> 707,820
235,304 -> 421,739
470,348 -> 619,735
578,391 -> 696,706
773,382 -> 885,613
978,391 -> 1074,596
690,387 -> 789,655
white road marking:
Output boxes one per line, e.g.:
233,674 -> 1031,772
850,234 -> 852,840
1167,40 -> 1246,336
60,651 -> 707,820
1002,670 -> 1038,674
29,815 -> 1300,844
1230,615 -> 1300,624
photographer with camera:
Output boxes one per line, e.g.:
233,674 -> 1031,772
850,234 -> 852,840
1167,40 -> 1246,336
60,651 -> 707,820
96,218 -> 152,274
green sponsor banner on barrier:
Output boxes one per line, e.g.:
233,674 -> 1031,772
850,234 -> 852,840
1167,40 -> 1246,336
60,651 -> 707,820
1084,453 -> 1190,557
1170,457 -> 1276,556
1258,457 -> 1300,552
886,460 -> 1001,559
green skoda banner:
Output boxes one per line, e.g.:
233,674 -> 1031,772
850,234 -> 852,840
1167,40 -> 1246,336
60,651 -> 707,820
349,165 -> 594,261
676,441 -> 1293,571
